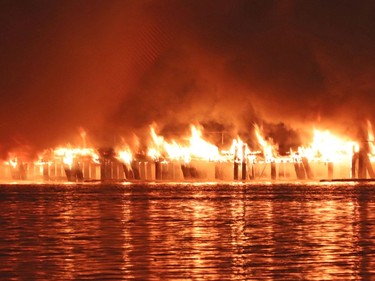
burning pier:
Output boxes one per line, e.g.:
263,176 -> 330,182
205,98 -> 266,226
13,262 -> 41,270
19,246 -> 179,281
1,124 -> 375,183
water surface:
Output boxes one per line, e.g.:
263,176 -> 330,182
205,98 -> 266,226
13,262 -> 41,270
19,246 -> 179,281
1,181 -> 375,280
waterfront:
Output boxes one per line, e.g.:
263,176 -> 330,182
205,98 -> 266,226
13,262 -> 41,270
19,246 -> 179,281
1,182 -> 375,280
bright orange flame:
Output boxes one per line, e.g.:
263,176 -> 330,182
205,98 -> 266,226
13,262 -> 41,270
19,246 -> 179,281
54,147 -> 99,168
164,140 -> 190,162
254,124 -> 278,162
4,152 -> 21,168
3,121 -> 374,182
297,129 -> 357,163
148,126 -> 165,161
188,125 -> 220,161
7,157 -> 18,168
147,124 -> 220,163
116,147 -> 133,165
52,130 -> 100,168
222,137 -> 252,162
367,120 -> 375,155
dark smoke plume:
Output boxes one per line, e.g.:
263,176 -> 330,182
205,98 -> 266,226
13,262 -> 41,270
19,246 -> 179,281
1,0 -> 375,157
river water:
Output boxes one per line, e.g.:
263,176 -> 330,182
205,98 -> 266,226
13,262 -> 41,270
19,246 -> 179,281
1,181 -> 375,280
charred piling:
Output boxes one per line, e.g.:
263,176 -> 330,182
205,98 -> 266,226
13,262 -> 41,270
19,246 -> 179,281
241,144 -> 247,180
351,143 -> 375,179
270,162 -> 276,180
301,157 -> 313,179
233,147 -> 239,180
64,160 -> 84,182
293,161 -> 306,180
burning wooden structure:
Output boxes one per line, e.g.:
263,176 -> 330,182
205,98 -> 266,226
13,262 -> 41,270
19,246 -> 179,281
1,124 -> 375,183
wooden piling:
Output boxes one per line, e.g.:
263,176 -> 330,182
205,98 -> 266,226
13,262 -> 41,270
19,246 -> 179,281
302,157 -> 313,179
155,161 -> 161,180
123,164 -> 134,180
294,162 -> 306,179
233,146 -> 239,180
364,153 -> 375,178
271,162 -> 276,180
234,162 -> 239,180
327,162 -> 334,180
351,152 -> 358,179
358,151 -> 366,178
241,144 -> 247,180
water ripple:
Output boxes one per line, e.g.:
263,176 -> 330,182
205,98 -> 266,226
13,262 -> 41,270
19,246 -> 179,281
1,183 -> 375,280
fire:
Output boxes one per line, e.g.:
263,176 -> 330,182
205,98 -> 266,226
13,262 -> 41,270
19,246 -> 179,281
367,120 -> 375,155
147,125 -> 188,161
116,147 -> 133,166
148,126 -> 167,161
254,125 -> 278,162
297,129 -> 357,163
164,140 -> 189,162
147,125 -> 220,163
3,121 -> 375,182
5,152 -> 27,169
6,157 -> 18,169
223,137 -> 252,163
54,147 -> 100,168
188,125 -> 220,161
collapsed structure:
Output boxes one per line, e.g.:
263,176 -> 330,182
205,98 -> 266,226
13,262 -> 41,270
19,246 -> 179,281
1,123 -> 375,182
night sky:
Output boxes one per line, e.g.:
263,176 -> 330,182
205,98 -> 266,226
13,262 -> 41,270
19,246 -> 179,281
1,0 -> 375,157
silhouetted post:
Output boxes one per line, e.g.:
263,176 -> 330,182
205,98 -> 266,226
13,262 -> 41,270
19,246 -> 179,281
155,160 -> 161,180
233,147 -> 239,180
241,144 -> 247,180
131,161 -> 140,180
181,164 -> 190,179
327,162 -> 334,180
351,152 -> 358,179
271,162 -> 276,180
294,161 -> 305,179
123,164 -> 134,180
249,163 -> 255,180
364,153 -> 375,178
278,161 -> 285,178
43,163 -> 49,181
302,157 -> 313,179
358,151 -> 366,178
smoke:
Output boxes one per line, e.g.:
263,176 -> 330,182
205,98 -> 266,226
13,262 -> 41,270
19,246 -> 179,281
1,0 -> 375,157
110,0 -> 375,146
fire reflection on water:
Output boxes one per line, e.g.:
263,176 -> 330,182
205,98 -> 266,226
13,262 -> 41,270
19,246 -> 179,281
1,183 -> 375,280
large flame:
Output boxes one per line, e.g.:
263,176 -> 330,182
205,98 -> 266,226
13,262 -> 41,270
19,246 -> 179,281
254,124 -> 278,162
6,156 -> 18,169
222,137 -> 252,163
147,125 -> 220,163
297,129 -> 358,163
188,125 -> 220,161
3,121 -> 375,182
54,147 -> 99,169
116,146 -> 133,166
367,120 -> 375,155
147,126 -> 167,161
